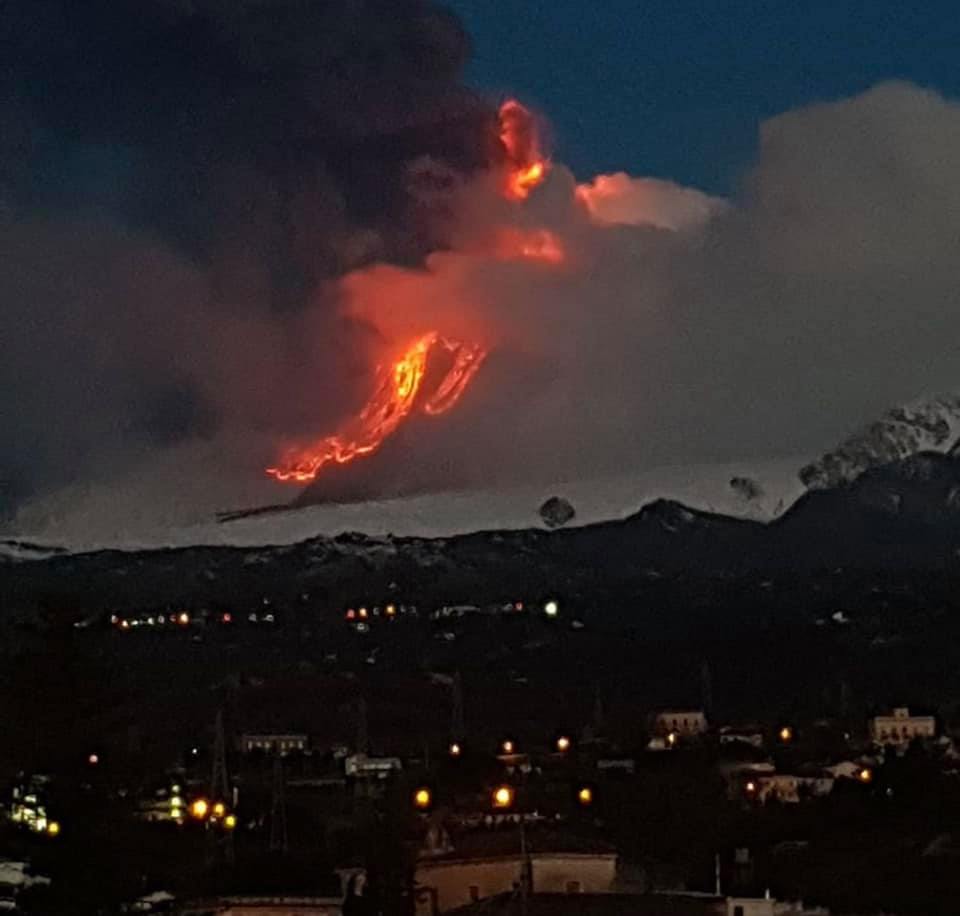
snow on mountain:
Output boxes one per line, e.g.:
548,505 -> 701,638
0,540 -> 66,563
799,395 -> 960,490
4,458 -> 805,556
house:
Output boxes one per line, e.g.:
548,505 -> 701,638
414,827 -> 617,915
751,774 -> 834,804
444,892 -> 825,916
653,710 -> 708,739
868,707 -> 935,748
240,733 -> 309,755
718,727 -> 765,750
343,754 -> 402,779
180,897 -> 341,916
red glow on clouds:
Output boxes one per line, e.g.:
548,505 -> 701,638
267,99 -> 565,485
498,99 -> 551,201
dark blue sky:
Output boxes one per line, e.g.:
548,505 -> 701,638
450,0 -> 959,192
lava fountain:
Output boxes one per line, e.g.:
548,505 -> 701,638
267,100 -> 554,485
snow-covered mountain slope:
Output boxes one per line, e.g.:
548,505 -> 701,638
799,396 -> 960,490
0,539 -> 67,563
4,458 -> 804,555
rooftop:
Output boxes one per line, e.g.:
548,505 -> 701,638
447,892 -> 726,916
419,828 -> 616,863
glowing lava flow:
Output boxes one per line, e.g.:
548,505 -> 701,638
267,100 -> 551,485
267,334 -> 488,483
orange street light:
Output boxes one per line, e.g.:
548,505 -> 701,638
212,801 -> 226,818
492,785 -> 515,809
501,739 -> 515,755
224,814 -> 237,830
190,798 -> 209,820
858,767 -> 873,784
449,742 -> 462,758
577,786 -> 593,806
413,788 -> 432,810
779,726 -> 794,743
556,735 -> 571,753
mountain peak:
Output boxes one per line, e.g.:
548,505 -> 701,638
799,395 -> 960,490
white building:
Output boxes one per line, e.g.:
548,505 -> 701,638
240,733 -> 309,755
344,754 -> 402,779
869,707 -> 935,748
414,828 -> 616,915
653,710 -> 708,737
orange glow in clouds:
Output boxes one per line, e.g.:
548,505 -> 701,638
498,99 -> 550,200
267,100 -> 556,485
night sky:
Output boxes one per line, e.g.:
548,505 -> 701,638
450,1 -> 960,190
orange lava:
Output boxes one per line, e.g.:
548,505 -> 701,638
267,100 -> 555,485
499,99 -> 550,200
267,334 -> 488,483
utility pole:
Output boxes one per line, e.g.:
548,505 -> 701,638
356,696 -> 370,756
701,660 -> 714,720
520,818 -> 531,916
269,753 -> 288,854
211,709 -> 230,803
592,684 -> 604,737
208,709 -> 234,865
451,671 -> 465,744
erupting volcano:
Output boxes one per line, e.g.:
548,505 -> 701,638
267,100 -> 553,485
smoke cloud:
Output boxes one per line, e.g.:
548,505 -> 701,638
0,0 -> 496,513
7,39 -> 960,542
290,80 -> 960,503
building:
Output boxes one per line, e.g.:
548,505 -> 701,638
751,774 -> 834,804
240,733 -> 309,755
868,707 -> 935,748
718,727 -> 765,750
7,775 -> 56,835
343,754 -> 402,780
444,892 -> 825,916
653,710 -> 708,738
180,897 -> 341,916
414,827 -> 617,915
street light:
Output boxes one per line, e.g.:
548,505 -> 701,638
492,785 -> 515,809
858,767 -> 873,784
190,798 -> 209,820
223,814 -> 237,830
46,821 -> 61,837
779,726 -> 794,743
413,788 -> 433,810
501,739 -> 515,755
544,600 -> 559,618
212,801 -> 226,818
577,786 -> 593,806
555,735 -> 571,753
449,742 -> 462,758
